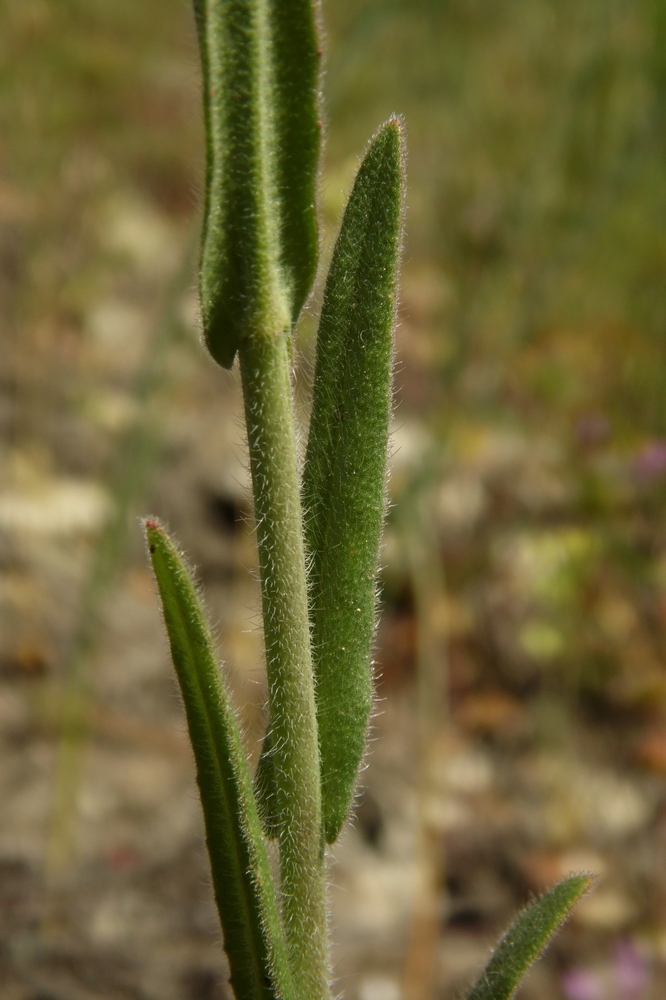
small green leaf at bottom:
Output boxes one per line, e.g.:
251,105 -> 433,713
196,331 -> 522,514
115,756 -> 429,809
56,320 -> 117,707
145,519 -> 293,1000
465,874 -> 594,1000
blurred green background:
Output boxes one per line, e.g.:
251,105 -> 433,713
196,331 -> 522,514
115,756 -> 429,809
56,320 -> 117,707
4,1 -> 666,998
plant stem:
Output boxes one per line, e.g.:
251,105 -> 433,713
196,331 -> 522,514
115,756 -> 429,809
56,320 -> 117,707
238,329 -> 329,1000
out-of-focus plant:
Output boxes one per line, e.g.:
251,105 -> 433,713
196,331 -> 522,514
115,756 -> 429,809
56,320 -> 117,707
143,2 -> 592,999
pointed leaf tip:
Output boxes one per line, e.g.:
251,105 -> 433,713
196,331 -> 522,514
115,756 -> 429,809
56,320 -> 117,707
145,522 -> 294,1000
302,117 -> 405,843
465,874 -> 594,1000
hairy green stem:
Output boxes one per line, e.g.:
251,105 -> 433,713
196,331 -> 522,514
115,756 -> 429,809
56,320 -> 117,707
238,329 -> 329,1000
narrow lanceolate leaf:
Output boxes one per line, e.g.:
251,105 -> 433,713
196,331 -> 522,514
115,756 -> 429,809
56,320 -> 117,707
253,728 -> 280,838
465,874 -> 594,1000
303,118 -> 404,843
145,521 -> 294,1000
193,0 -> 321,369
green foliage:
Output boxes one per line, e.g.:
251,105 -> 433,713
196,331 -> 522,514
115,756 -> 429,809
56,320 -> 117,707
144,4 -> 596,1000
255,120 -> 404,844
237,331 -> 329,1000
253,728 -> 280,838
465,874 -> 593,1000
193,0 -> 321,369
303,119 -> 404,843
145,521 -> 295,1000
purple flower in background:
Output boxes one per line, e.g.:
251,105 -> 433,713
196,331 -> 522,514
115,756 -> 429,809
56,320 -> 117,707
632,439 -> 666,482
562,967 -> 603,1000
562,940 -> 650,1000
614,940 -> 650,999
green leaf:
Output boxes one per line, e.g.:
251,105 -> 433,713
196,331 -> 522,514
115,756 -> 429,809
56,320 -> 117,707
302,118 -> 405,843
145,520 -> 294,1000
465,874 -> 594,1000
193,0 -> 321,369
253,728 -> 280,838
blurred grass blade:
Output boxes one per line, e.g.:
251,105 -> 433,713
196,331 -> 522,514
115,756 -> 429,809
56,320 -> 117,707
193,0 -> 321,368
465,874 -> 593,1000
145,520 -> 294,1000
302,118 -> 404,843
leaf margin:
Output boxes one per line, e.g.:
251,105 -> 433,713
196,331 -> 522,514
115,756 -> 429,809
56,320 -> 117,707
145,518 -> 294,1000
465,873 -> 595,1000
